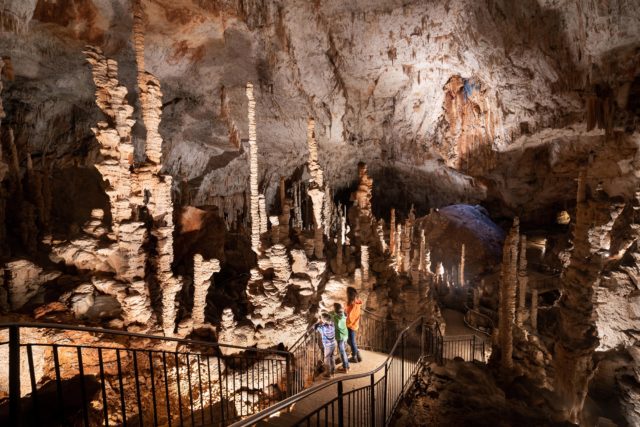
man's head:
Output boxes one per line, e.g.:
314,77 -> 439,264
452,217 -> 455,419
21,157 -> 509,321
333,303 -> 344,316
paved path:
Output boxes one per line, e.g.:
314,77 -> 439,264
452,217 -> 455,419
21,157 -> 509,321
442,309 -> 488,361
258,350 -> 402,426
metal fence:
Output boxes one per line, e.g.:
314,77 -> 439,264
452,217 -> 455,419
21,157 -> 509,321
0,322 -> 291,427
441,334 -> 487,362
229,317 -> 432,427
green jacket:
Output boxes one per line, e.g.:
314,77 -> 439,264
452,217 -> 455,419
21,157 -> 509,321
330,312 -> 348,342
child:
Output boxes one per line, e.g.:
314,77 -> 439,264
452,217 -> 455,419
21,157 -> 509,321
346,287 -> 363,363
315,312 -> 336,378
331,303 -> 350,373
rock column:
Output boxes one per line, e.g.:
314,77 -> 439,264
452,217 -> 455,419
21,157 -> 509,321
247,83 -> 260,254
192,254 -> 221,327
499,217 -> 519,371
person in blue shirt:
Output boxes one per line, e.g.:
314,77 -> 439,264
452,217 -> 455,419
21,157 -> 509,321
330,303 -> 350,373
315,312 -> 336,378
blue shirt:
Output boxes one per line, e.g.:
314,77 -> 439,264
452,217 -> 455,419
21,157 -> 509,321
315,322 -> 335,347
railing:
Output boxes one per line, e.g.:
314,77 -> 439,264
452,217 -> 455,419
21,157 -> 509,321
0,322 -> 291,427
287,310 -> 400,398
230,316 -> 430,427
463,303 -> 494,337
441,334 -> 487,362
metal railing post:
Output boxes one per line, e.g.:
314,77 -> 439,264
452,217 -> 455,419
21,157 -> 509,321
382,363 -> 388,425
401,334 -> 405,386
472,335 -> 477,362
370,373 -> 376,427
9,325 -> 20,427
338,381 -> 344,427
286,353 -> 292,397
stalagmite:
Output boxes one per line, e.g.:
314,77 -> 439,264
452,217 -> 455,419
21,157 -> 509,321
361,245 -> 369,283
390,209 -> 396,256
258,194 -> 268,235
192,254 -> 221,327
402,222 -> 411,273
247,83 -> 260,254
324,187 -> 332,237
395,224 -> 402,272
84,46 -> 136,237
499,217 -> 519,371
553,169 -> 624,423
355,162 -> 373,218
530,289 -> 538,331
459,244 -> 465,286
377,219 -> 387,253
424,248 -> 432,274
270,215 -> 280,244
306,119 -> 326,259
516,235 -> 528,327
418,229 -> 425,273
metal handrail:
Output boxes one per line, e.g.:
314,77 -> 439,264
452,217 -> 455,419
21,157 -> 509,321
0,321 -> 290,355
2,322 -> 292,427
462,303 -> 494,336
229,317 -> 426,427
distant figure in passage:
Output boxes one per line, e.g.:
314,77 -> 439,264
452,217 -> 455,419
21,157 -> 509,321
315,312 -> 336,378
331,303 -> 350,373
346,286 -> 363,363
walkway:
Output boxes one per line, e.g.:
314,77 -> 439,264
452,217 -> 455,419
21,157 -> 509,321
442,309 -> 488,361
258,350 -> 411,427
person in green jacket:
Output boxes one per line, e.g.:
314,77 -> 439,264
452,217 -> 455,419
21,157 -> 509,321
331,302 -> 350,373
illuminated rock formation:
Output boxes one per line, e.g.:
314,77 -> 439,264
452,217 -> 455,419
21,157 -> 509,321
459,244 -> 465,286
192,254 -> 221,327
247,82 -> 260,254
390,209 -> 396,256
4,260 -> 60,310
355,162 -> 373,218
306,118 -> 326,259
84,46 -> 135,237
258,194 -> 268,235
361,245 -> 369,283
516,235 -> 528,327
554,170 -> 626,423
499,217 -> 519,371
530,289 -> 538,332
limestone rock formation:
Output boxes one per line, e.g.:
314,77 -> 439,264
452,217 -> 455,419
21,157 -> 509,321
498,217 -> 519,371
192,254 -> 221,327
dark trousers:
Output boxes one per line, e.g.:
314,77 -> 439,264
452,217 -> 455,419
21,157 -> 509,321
347,328 -> 359,357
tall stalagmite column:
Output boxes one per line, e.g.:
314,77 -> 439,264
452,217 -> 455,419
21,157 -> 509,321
306,118 -> 326,259
192,254 -> 221,327
361,245 -> 369,283
459,244 -> 465,286
247,83 -> 260,254
390,209 -> 396,256
516,235 -> 528,327
530,289 -> 538,331
499,217 -> 519,371
553,169 -> 623,423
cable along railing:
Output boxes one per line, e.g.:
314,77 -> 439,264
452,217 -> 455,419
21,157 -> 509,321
230,316 -> 442,427
0,322 -> 292,427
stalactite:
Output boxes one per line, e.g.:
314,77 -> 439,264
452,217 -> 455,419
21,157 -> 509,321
246,82 -> 260,254
499,217 -> 519,371
192,254 -> 220,327
424,247 -> 431,274
390,208 -> 396,256
516,235 -> 528,327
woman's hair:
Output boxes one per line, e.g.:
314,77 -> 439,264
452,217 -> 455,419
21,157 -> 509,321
347,287 -> 358,304
333,302 -> 343,312
321,312 -> 332,322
